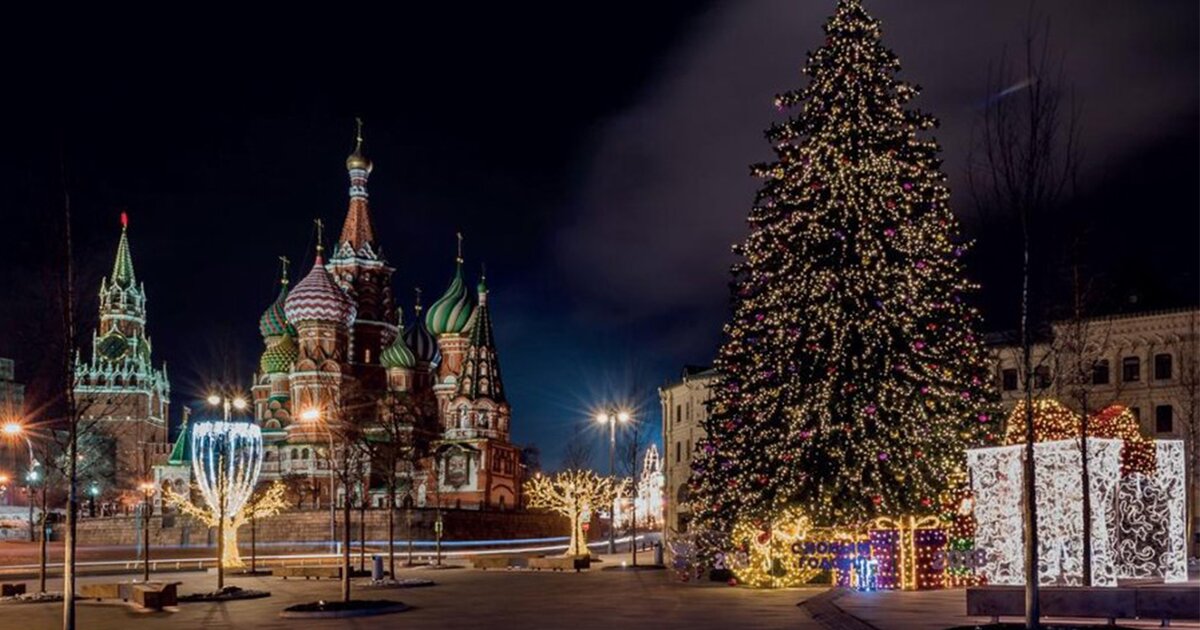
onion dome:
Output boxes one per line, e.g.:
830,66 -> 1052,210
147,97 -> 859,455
380,309 -> 417,369
260,334 -> 299,374
259,258 -> 293,339
345,117 -> 373,173
284,252 -> 357,327
405,289 -> 439,365
426,234 -> 474,335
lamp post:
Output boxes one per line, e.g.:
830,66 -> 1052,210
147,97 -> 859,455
88,483 -> 99,517
206,393 -> 247,587
138,481 -> 156,582
301,407 -> 337,556
595,408 -> 630,555
5,422 -> 39,542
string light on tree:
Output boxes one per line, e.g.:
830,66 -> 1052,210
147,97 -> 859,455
524,470 -> 623,558
690,0 -> 994,563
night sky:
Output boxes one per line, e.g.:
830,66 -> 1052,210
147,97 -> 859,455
1,2 -> 1196,468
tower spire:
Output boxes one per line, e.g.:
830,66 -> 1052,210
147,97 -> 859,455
338,117 -> 376,253
278,255 -> 290,287
456,231 -> 464,265
111,212 -> 136,288
314,218 -> 325,263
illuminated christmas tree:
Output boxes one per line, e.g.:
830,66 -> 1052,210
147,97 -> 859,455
692,0 -> 994,540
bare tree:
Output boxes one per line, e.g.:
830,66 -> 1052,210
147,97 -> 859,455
374,389 -> 436,577
1177,313 -> 1200,558
970,10 -> 1081,625
619,420 -> 650,565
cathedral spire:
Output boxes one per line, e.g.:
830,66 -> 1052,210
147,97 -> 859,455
456,271 -> 505,403
338,117 -> 377,254
111,212 -> 136,288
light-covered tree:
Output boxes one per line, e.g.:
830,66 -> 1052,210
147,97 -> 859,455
525,470 -> 622,558
164,480 -> 288,569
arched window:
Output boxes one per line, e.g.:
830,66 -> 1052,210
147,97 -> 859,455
291,448 -> 299,460
302,448 -> 310,460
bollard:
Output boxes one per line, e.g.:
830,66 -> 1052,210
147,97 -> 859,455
653,541 -> 664,566
372,554 -> 384,581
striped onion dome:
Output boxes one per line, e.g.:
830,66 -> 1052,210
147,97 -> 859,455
259,283 -> 293,339
405,314 -> 439,365
426,260 -> 473,335
284,257 -> 356,327
380,311 -> 416,369
259,334 -> 298,374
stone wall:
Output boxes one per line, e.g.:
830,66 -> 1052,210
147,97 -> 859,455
55,508 -> 573,549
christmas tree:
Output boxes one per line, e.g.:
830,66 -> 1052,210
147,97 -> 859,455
691,0 -> 994,538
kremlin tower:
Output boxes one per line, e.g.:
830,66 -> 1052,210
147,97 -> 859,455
75,213 -> 171,495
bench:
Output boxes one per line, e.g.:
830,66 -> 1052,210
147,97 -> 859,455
275,565 -> 342,580
529,556 -> 589,572
967,585 -> 1198,625
80,582 -> 134,601
1,583 -> 26,597
132,583 -> 178,610
470,556 -> 513,570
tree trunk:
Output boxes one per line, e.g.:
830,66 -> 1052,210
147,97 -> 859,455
387,483 -> 396,578
358,485 -> 366,573
1021,233 -> 1040,628
1080,391 -> 1092,586
342,493 -> 352,602
38,486 -> 48,593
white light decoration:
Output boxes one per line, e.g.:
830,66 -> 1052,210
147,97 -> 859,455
1114,440 -> 1186,582
191,420 -> 264,523
968,437 -> 1186,586
967,438 -> 1121,586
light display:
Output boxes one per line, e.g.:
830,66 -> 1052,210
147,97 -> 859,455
968,438 -> 1124,586
1003,400 -> 1154,475
869,515 -> 943,590
524,470 -> 621,558
165,479 -> 288,568
729,506 -> 820,588
1114,440 -> 1186,581
613,445 -> 665,529
169,421 -> 271,567
690,0 -> 995,559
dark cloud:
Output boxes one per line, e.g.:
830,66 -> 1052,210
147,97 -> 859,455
559,0 -> 1198,325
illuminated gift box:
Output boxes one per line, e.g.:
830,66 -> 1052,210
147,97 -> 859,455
966,438 -> 1186,586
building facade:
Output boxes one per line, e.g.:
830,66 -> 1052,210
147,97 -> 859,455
160,123 -> 523,511
988,307 -> 1200,555
75,215 -> 172,496
659,365 -> 717,542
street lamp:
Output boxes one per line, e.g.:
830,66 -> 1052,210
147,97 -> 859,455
138,481 -> 156,582
4,422 -> 39,542
595,407 -> 630,555
300,407 -> 337,554
88,482 -> 99,517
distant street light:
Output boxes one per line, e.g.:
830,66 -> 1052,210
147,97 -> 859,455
301,407 -> 337,553
595,407 -> 630,555
3,421 -> 39,541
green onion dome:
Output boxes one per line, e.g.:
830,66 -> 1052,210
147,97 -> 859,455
380,311 -> 416,369
426,260 -> 473,336
259,334 -> 298,374
259,284 -> 293,339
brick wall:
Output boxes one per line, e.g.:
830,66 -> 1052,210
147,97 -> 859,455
55,508 -> 572,548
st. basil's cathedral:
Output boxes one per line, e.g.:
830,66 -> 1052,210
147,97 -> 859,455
141,122 -> 521,511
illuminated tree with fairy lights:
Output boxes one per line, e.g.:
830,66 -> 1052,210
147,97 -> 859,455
691,0 -> 994,543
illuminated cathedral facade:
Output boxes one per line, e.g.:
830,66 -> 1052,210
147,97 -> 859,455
222,122 -> 523,511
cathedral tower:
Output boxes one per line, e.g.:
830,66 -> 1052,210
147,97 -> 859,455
252,257 -> 297,439
284,232 -> 356,443
75,213 -> 170,492
327,119 -> 396,388
426,234 -> 473,417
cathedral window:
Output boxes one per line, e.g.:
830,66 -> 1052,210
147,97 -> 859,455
302,448 -> 310,460
291,448 -> 298,460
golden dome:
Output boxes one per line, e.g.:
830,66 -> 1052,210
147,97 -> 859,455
345,117 -> 372,172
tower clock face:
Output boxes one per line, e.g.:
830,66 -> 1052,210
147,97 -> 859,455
98,331 -> 129,361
